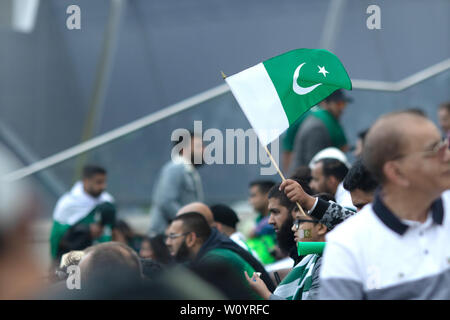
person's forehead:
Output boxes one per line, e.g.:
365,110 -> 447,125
168,220 -> 184,233
268,197 -> 278,206
405,122 -> 441,148
249,185 -> 261,194
312,161 -> 323,171
439,108 -> 450,116
90,174 -> 106,181
268,197 -> 282,209
311,162 -> 323,175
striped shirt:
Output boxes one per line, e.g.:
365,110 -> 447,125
319,190 -> 450,299
270,254 -> 322,300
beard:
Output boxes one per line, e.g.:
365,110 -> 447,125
87,189 -> 103,198
276,215 -> 296,255
174,241 -> 191,263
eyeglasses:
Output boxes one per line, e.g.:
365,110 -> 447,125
394,137 -> 449,161
293,219 -> 319,231
164,232 -> 190,241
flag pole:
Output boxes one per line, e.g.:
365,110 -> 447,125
262,145 -> 306,215
221,70 -> 306,215
220,71 -> 227,80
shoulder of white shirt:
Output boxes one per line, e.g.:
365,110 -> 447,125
326,190 -> 450,244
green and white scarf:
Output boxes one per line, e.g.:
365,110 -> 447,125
273,254 -> 320,300
50,181 -> 114,258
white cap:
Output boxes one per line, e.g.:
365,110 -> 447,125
309,147 -> 350,169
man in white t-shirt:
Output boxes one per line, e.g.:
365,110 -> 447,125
319,111 -> 450,299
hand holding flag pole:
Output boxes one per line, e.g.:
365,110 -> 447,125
262,144 -> 307,215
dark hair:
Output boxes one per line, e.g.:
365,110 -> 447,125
171,212 -> 211,241
144,234 -> 173,265
114,220 -> 134,243
358,129 -> 369,141
268,179 -> 313,212
249,180 -> 276,194
343,159 -> 378,193
318,158 -> 349,182
82,165 -> 107,179
289,166 -> 312,184
140,258 -> 163,280
210,204 -> 239,229
96,202 -> 116,227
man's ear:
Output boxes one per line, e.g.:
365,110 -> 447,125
316,223 -> 328,237
383,161 -> 409,187
185,232 -> 197,248
327,176 -> 340,192
215,223 -> 223,233
337,101 -> 347,110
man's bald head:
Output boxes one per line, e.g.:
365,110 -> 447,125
80,242 -> 142,282
177,202 -> 215,227
362,111 -> 431,184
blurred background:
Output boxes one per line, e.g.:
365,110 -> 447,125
0,0 -> 449,267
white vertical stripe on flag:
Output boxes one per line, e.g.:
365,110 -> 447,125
226,63 -> 289,146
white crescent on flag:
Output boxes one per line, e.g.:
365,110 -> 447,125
292,63 -> 322,95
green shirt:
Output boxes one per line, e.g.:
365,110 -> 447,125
50,206 -> 113,259
201,248 -> 262,299
282,110 -> 311,151
310,108 -> 347,148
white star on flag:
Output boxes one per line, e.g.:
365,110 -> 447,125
318,65 -> 329,77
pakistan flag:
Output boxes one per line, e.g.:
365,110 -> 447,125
225,48 -> 352,146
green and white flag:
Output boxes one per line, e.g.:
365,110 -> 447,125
273,253 -> 320,300
225,48 -> 352,146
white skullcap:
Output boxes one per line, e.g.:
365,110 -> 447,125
309,147 -> 350,169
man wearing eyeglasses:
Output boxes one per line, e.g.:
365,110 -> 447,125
319,111 -> 450,299
165,212 -> 274,299
245,179 -> 354,300
438,102 -> 450,141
